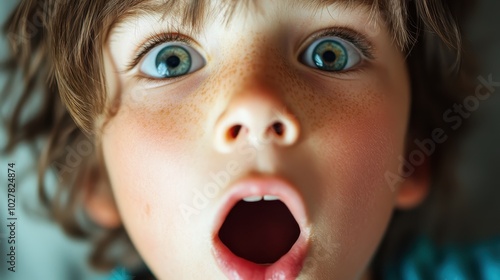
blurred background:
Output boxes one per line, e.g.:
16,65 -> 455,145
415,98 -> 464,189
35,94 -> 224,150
0,1 -> 113,279
0,0 -> 499,279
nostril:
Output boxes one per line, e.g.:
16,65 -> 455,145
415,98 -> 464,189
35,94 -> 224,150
228,125 -> 243,140
272,122 -> 284,136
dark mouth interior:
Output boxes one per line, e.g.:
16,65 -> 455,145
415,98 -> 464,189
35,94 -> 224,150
218,200 -> 300,264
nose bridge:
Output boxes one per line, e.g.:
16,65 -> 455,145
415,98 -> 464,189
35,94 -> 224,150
223,29 -> 285,89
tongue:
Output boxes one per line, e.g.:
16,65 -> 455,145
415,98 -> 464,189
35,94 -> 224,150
218,200 -> 300,264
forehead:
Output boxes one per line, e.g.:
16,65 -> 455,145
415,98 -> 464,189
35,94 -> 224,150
112,0 -> 379,32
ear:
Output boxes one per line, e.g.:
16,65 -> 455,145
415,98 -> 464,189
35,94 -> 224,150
395,154 -> 431,210
82,165 -> 121,229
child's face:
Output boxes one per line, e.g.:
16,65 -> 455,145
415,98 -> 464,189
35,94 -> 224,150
100,0 -> 412,279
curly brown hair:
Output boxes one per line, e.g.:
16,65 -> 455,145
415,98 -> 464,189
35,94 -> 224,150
1,0 -> 476,275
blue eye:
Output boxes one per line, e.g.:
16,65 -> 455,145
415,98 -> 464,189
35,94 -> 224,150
301,37 -> 362,72
140,43 -> 205,78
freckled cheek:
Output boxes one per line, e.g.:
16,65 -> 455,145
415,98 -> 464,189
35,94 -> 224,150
310,85 -> 408,224
334,110 -> 403,209
102,106 -> 201,254
306,86 -> 408,271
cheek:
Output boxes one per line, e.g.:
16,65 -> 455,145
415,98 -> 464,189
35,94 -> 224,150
325,90 -> 406,203
313,94 -> 405,219
326,105 -> 403,227
101,96 -> 208,266
301,75 -> 409,275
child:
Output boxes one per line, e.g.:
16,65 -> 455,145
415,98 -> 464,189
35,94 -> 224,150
2,0 -> 492,279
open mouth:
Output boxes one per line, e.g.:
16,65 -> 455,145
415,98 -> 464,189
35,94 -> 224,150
212,176 -> 309,280
218,197 -> 301,264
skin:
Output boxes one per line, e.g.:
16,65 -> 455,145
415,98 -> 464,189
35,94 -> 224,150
88,0 -> 428,279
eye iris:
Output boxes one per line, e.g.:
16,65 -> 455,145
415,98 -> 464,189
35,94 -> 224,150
156,46 -> 191,77
312,40 -> 347,71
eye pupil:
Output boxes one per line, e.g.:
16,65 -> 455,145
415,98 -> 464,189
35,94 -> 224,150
167,56 -> 181,68
322,51 -> 336,63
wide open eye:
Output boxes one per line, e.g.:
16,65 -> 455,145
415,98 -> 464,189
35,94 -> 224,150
300,37 -> 362,72
140,43 -> 205,78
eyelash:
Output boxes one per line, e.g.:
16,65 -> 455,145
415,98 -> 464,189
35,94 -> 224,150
126,32 -> 194,72
126,27 -> 375,77
309,27 -> 375,60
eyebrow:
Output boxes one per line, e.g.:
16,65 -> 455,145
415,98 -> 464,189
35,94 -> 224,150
113,0 -> 375,34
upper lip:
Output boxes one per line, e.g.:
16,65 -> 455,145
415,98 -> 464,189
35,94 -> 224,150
211,174 -> 310,242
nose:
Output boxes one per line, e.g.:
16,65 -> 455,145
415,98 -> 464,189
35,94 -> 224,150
214,87 -> 300,153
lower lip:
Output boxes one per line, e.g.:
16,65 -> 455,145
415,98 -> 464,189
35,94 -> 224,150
212,232 -> 309,280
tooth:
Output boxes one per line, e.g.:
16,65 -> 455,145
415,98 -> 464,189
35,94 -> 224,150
243,196 -> 262,202
263,195 -> 279,201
